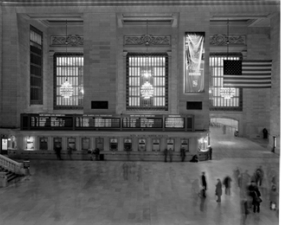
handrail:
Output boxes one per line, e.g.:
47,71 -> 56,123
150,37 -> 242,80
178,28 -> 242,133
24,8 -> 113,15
0,154 -> 25,175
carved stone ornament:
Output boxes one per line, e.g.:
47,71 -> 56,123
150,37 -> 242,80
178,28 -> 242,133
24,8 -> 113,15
210,34 -> 246,46
124,34 -> 171,46
51,35 -> 83,46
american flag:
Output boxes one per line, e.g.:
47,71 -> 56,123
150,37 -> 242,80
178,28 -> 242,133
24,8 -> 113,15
223,60 -> 272,88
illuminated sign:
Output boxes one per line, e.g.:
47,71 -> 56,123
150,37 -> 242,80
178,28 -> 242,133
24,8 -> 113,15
220,88 -> 235,99
60,80 -> 73,98
141,82 -> 154,99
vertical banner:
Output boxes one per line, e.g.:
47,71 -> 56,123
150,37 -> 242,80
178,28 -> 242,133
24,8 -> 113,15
185,32 -> 205,93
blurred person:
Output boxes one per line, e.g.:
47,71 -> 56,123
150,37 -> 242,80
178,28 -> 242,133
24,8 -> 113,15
248,181 -> 261,213
180,147 -> 186,162
223,175 -> 232,195
215,179 -> 222,202
168,148 -> 173,162
240,198 -> 249,225
201,172 -> 207,191
270,184 -> 278,211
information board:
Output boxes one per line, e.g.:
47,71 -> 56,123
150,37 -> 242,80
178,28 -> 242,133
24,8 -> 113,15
122,116 -> 163,128
165,116 -> 184,128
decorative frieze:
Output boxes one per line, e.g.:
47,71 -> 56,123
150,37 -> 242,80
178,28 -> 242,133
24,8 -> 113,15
124,34 -> 171,46
210,34 -> 246,46
51,35 -> 83,46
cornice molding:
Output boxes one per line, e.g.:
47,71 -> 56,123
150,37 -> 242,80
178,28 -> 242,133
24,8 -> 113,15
3,0 -> 279,6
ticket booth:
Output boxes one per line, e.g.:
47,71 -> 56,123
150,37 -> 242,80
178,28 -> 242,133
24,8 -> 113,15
181,139 -> 189,152
96,137 -> 104,150
167,138 -> 174,151
26,136 -> 35,150
54,137 -> 62,149
1,135 -> 8,154
81,137 -> 90,151
67,137 -> 76,151
152,138 -> 160,151
39,137 -> 48,150
124,138 -> 132,151
110,138 -> 118,151
138,138 -> 146,151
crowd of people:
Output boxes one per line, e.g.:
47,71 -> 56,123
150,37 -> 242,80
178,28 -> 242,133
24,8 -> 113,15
194,166 -> 278,224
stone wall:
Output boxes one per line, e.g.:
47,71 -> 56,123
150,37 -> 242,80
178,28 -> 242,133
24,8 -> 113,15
83,13 -> 117,114
1,8 -> 19,127
178,11 -> 210,131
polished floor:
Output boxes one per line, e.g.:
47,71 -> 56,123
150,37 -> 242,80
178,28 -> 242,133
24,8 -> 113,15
0,126 -> 279,225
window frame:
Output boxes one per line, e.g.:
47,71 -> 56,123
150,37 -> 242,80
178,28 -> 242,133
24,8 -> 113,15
126,53 -> 169,111
30,26 -> 43,105
53,53 -> 84,110
209,53 -> 243,111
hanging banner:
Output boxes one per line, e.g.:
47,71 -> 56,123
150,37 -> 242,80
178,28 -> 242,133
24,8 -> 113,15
185,32 -> 205,93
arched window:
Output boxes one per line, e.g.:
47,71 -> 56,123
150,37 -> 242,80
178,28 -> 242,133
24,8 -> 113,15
209,54 -> 242,110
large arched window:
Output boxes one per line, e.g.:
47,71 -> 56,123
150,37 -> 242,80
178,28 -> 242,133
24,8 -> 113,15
54,53 -> 83,109
209,54 -> 242,110
126,53 -> 168,111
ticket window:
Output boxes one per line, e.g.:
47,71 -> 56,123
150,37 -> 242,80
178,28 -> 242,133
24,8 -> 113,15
81,137 -> 90,151
1,137 -> 8,151
152,139 -> 160,151
39,137 -> 48,150
26,136 -> 35,150
167,138 -> 174,151
124,138 -> 132,151
96,137 -> 104,150
138,138 -> 146,151
9,136 -> 16,149
181,139 -> 189,152
198,136 -> 208,152
67,137 -> 76,151
110,138 -> 118,151
54,138 -> 62,150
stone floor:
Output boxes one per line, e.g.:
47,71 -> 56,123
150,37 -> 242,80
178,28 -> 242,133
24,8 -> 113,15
0,126 -> 279,225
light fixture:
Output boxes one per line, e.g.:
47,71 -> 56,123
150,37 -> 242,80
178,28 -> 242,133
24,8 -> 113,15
60,20 -> 74,99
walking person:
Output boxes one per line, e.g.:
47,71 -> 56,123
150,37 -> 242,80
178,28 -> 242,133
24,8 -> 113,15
248,181 -> 261,213
240,198 -> 249,225
168,148 -> 173,162
208,146 -> 212,160
201,172 -> 207,192
95,148 -> 100,161
254,166 -> 264,187
54,143 -> 62,160
223,175 -> 232,195
233,167 -> 240,187
67,145 -> 73,160
180,147 -> 186,162
163,148 -> 168,162
215,179 -> 222,202
269,184 -> 278,210
199,187 -> 207,212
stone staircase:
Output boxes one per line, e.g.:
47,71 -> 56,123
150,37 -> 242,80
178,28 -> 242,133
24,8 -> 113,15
0,166 -> 24,187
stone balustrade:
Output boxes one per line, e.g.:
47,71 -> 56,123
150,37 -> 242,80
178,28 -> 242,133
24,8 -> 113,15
0,154 -> 25,175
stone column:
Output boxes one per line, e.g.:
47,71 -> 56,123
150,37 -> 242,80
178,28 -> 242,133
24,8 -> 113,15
270,12 -> 280,153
